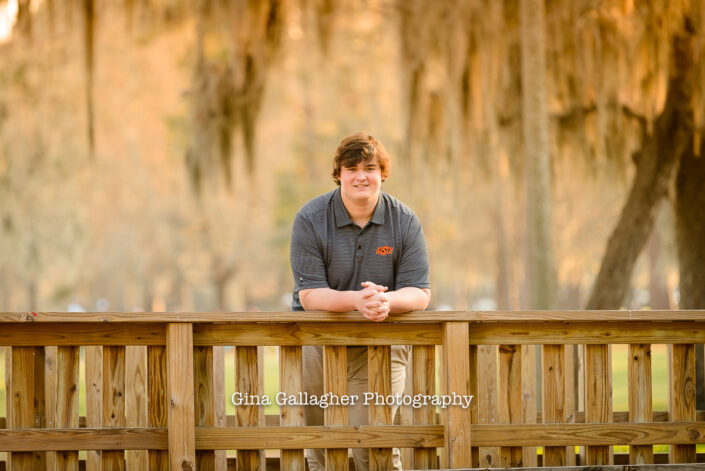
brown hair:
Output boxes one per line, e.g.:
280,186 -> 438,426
332,132 -> 391,185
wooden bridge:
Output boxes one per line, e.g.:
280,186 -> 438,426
0,310 -> 704,470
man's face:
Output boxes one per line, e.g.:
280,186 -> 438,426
339,159 -> 382,204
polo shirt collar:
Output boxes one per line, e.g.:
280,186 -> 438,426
333,188 -> 386,227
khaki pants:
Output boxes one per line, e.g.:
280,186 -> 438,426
303,345 -> 409,471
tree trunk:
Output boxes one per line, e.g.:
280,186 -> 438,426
521,0 -> 555,310
675,139 -> 705,309
675,137 -> 705,411
647,213 -> 670,310
585,15 -> 696,310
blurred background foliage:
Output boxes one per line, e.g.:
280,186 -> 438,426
0,0 -> 704,313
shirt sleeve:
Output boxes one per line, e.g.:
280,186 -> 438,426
290,213 -> 330,291
395,213 -> 431,291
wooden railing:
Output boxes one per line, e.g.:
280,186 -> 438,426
0,310 -> 704,470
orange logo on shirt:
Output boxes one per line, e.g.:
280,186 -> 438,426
376,246 -> 393,256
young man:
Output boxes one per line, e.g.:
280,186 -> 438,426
290,132 -> 431,471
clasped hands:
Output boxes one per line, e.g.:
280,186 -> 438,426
356,281 -> 390,322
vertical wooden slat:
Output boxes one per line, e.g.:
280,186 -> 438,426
401,352 -> 414,469
441,322 -> 472,469
413,345 -> 436,469
103,346 -> 126,470
498,344 -> 522,467
368,346 -> 393,470
629,343 -> 653,464
324,345 -> 348,471
167,323 -> 196,470
564,344 -> 576,465
280,346 -> 305,471
468,344 -> 479,468
148,346 -> 168,470
542,344 -> 566,466
213,346 -> 227,471
126,346 -> 148,470
45,345 -> 58,470
521,344 -> 537,467
85,346 -> 103,471
236,346 -> 262,471
477,344 -> 498,467
33,346 -> 47,467
56,346 -> 80,470
670,343 -> 696,463
585,344 -> 611,465
194,346 -> 215,470
9,347 -> 35,468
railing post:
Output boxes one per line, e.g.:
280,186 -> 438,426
441,321 -> 472,468
167,323 -> 196,470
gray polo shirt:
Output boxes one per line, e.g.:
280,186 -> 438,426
290,188 -> 430,311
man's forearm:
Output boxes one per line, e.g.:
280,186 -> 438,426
299,287 -> 358,312
386,287 -> 431,313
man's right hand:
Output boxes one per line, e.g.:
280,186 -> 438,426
357,281 -> 390,321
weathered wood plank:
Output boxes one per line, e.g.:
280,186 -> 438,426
167,323 -> 196,470
670,343 -> 696,463
324,345 -> 348,471
236,346 -> 262,471
585,344 -> 611,465
629,344 -> 653,464
56,346 -> 80,470
368,346 -> 393,470
0,427 -> 168,451
9,346 -> 36,468
467,321 -> 705,344
1,323 -> 166,346
477,344 -> 499,467
148,346 -> 168,470
498,344 -> 522,467
401,352 -> 414,469
213,346 -> 227,471
102,346 -> 126,470
468,344 -> 479,468
85,346 -> 103,471
542,344 -> 566,466
4,309 -> 705,323
194,425 -> 444,449
194,323 -> 440,346
45,345 -> 58,470
564,344 -> 576,466
521,344 -> 538,467
125,346 -> 148,470
441,322 -> 472,468
467,422 -> 705,446
194,346 -> 215,471
280,346 -> 305,471
413,345 -> 437,469
2,421 -> 704,452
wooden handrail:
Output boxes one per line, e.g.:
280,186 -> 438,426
2,309 -> 705,323
1,311 -> 703,470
